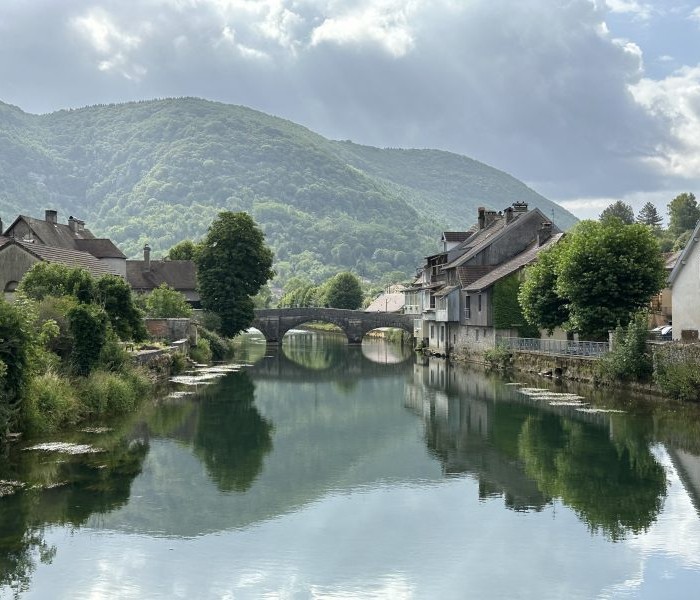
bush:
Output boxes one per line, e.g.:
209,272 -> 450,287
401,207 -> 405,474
654,344 -> 700,402
68,304 -> 108,376
189,338 -> 213,364
171,351 -> 187,375
484,345 -> 513,369
23,372 -> 79,433
598,312 -> 652,382
144,284 -> 193,318
98,327 -> 131,372
80,367 -> 150,416
194,311 -> 222,332
199,327 -> 234,361
0,299 -> 31,438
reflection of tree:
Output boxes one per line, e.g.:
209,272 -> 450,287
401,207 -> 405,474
193,371 -> 273,493
0,437 -> 147,596
518,414 -> 666,540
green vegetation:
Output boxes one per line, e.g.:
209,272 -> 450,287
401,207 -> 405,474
598,312 -> 652,383
520,219 -> 665,339
324,272 -> 363,309
196,211 -> 274,337
483,345 -> 513,370
0,98 -> 576,288
143,283 -> 193,318
653,345 -> 700,402
600,200 -> 634,225
492,273 -> 539,338
636,202 -> 663,229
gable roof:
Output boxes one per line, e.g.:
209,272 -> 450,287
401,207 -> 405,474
444,208 -> 553,270
126,260 -> 197,291
668,220 -> 700,285
464,233 -> 564,292
75,238 -> 126,259
364,292 -> 405,313
0,239 -> 122,278
4,215 -> 96,249
441,231 -> 472,243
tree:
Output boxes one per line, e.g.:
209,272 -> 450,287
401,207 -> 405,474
18,263 -> 94,303
518,244 -> 569,334
144,283 -> 193,318
94,275 -> 147,341
600,201 -> 634,225
636,202 -> 663,229
196,212 -> 274,337
668,192 -> 700,237
168,239 -> 200,261
324,272 -> 363,309
0,300 -> 30,438
556,221 -> 665,338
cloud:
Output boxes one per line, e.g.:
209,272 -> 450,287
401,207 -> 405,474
0,0 -> 698,212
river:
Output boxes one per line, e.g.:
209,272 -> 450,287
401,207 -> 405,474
2,330 -> 700,599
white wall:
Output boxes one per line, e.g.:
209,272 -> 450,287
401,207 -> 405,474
672,239 -> 700,341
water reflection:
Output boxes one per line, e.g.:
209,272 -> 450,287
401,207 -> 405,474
408,358 -> 667,538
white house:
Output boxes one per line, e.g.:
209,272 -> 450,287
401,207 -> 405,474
668,220 -> 700,342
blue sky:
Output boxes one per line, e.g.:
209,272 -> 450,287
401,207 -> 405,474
1,0 -> 699,221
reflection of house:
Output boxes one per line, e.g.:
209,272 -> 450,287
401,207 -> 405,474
668,220 -> 700,341
0,210 -> 127,300
405,203 -> 563,354
127,244 -> 200,308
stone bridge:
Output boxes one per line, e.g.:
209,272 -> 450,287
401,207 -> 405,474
251,308 -> 415,344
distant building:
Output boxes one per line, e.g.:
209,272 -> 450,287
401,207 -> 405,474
127,244 -> 200,308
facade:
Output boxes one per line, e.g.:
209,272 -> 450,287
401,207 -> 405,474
668,221 -> 700,341
405,202 -> 563,354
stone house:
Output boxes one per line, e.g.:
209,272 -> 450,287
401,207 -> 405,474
405,202 -> 563,354
668,220 -> 700,341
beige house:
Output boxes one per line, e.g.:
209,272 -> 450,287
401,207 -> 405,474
668,221 -> 700,341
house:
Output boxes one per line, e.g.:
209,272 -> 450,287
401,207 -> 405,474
126,244 -> 200,308
1,209 -> 127,276
649,251 -> 679,328
668,220 -> 700,341
405,202 -> 563,354
365,284 -> 406,313
0,237 -> 123,301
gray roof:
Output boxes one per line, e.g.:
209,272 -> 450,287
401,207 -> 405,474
442,231 -> 471,243
444,208 -> 554,270
668,220 -> 700,285
5,215 -> 96,248
75,238 -> 126,259
464,234 -> 564,292
0,239 -> 122,278
126,260 -> 197,292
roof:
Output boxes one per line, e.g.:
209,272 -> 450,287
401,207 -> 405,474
127,260 -> 198,291
457,265 -> 495,288
668,220 -> 700,285
364,292 -> 405,313
464,233 -> 564,292
0,239 -> 122,278
664,251 -> 681,271
442,231 -> 471,243
434,285 -> 460,299
444,209 -> 554,270
4,215 -> 96,249
75,239 -> 126,259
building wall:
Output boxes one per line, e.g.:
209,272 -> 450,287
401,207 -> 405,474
0,244 -> 39,301
100,257 -> 127,278
672,242 -> 700,341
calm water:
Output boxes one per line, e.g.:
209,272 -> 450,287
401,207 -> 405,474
2,331 -> 700,599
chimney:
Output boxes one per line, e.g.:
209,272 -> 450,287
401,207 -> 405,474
45,209 -> 57,223
478,207 -> 486,230
505,206 -> 514,224
512,201 -> 528,213
143,243 -> 151,271
68,216 -> 78,233
484,210 -> 499,228
538,222 -> 553,246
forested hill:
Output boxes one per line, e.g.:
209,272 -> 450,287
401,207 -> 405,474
0,98 -> 576,285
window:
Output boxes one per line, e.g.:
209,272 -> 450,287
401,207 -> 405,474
478,294 -> 482,312
430,294 -> 436,309
464,296 -> 471,319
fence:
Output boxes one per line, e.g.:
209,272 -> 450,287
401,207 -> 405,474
496,337 -> 609,357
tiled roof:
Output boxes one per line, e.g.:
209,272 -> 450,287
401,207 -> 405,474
126,260 -> 197,291
434,285 -> 460,299
2,239 -> 122,278
464,233 -> 564,292
365,292 -> 405,313
669,220 -> 700,285
7,215 -> 95,249
75,239 -> 126,259
664,251 -> 680,271
442,231 -> 471,243
457,265 -> 494,288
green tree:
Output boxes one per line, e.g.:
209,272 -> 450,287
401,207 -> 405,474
94,275 -> 147,341
668,192 -> 700,237
0,300 -> 31,439
144,283 -> 193,318
600,201 -> 634,225
196,212 -> 275,337
555,221 -> 665,338
68,304 -> 108,376
18,263 -> 94,303
168,239 -> 200,261
519,243 -> 569,334
324,272 -> 363,309
636,202 -> 663,229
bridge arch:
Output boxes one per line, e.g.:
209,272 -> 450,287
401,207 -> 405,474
252,308 -> 414,345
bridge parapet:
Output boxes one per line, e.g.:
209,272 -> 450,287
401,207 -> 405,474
252,308 -> 415,344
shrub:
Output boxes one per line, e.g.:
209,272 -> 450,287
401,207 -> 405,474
80,367 -> 150,416
189,338 -> 213,364
98,327 -> 131,373
23,372 -> 79,433
598,311 -> 652,382
199,327 -> 233,361
484,345 -> 513,369
194,311 -> 222,332
171,351 -> 187,375
654,344 -> 700,402
144,284 -> 193,318
0,299 -> 31,437
68,304 -> 108,376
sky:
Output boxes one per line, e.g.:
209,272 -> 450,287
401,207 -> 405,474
1,0 -> 699,220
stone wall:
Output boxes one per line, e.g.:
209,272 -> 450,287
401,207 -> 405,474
144,318 -> 197,343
